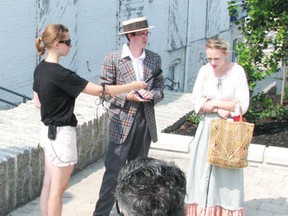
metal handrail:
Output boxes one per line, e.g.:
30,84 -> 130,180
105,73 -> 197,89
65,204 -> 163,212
164,78 -> 180,91
0,86 -> 32,107
0,98 -> 18,107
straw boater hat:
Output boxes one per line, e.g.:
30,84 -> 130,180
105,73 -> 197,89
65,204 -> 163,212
118,16 -> 155,35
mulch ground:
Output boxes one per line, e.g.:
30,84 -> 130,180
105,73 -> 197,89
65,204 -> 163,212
169,118 -> 288,148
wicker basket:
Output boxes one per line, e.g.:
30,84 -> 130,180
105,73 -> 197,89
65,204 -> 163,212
208,117 -> 254,169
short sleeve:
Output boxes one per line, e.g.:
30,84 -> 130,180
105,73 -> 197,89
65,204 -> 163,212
56,68 -> 89,98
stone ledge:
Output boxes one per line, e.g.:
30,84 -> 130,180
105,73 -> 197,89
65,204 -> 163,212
248,144 -> 288,167
247,144 -> 266,163
264,146 -> 288,166
151,133 -> 193,153
152,134 -> 288,168
0,94 -> 108,215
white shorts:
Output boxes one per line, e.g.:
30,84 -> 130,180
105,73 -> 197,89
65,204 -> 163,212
40,125 -> 77,167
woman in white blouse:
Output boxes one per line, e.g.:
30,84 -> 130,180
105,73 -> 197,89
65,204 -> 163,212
184,37 -> 250,216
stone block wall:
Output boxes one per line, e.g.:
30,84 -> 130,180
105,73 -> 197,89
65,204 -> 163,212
0,94 -> 108,215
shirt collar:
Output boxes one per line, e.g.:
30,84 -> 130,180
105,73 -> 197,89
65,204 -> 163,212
121,43 -> 145,61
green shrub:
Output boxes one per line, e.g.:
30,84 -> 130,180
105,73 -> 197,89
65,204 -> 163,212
187,112 -> 201,125
246,91 -> 288,122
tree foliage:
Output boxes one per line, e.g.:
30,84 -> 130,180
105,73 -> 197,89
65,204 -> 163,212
228,0 -> 288,121
228,0 -> 288,93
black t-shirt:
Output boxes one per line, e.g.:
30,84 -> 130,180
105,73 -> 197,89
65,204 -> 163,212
33,60 -> 89,126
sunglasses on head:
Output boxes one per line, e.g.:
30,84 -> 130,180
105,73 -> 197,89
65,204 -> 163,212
59,39 -> 71,46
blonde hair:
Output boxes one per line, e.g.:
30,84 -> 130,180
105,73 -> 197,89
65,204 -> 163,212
35,24 -> 69,57
206,37 -> 229,53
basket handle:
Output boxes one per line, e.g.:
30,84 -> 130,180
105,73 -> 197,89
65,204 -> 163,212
239,106 -> 244,122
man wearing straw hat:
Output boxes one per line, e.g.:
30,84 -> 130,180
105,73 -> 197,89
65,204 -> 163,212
93,16 -> 164,216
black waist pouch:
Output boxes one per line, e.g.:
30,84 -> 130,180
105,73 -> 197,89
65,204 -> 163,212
48,120 -> 57,140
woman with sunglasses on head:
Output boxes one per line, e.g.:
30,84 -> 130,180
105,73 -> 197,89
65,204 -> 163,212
33,24 -> 146,216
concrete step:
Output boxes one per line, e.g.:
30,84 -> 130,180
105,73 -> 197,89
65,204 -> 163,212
151,133 -> 194,153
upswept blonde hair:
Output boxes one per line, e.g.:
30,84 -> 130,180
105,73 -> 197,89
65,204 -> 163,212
206,37 -> 229,53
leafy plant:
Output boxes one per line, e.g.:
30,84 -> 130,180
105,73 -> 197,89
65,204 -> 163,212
228,0 -> 288,120
187,111 -> 201,125
245,91 -> 288,122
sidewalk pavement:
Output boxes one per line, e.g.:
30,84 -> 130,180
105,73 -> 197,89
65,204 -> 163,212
8,91 -> 288,215
8,134 -> 288,216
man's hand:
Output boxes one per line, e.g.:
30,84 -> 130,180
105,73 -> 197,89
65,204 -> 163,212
126,89 -> 153,102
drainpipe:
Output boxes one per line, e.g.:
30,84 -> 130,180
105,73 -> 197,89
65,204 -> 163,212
184,0 -> 193,92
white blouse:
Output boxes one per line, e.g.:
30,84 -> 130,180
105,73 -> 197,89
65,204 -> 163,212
191,63 -> 250,117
